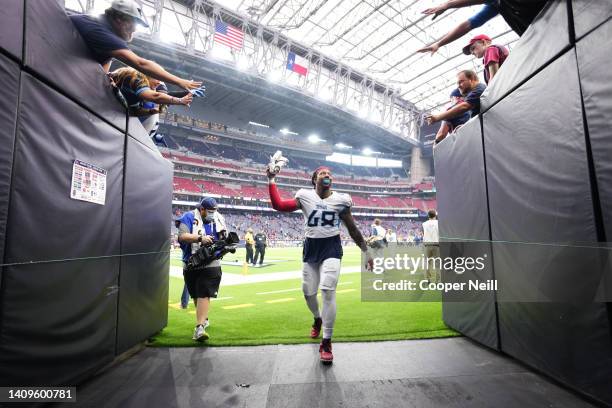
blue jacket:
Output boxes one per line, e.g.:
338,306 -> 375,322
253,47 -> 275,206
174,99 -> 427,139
179,211 -> 219,263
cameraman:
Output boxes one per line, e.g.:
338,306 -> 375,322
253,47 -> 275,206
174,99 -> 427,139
178,197 -> 226,342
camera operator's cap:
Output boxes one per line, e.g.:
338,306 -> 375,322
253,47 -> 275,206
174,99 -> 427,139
462,34 -> 491,55
110,0 -> 149,27
197,197 -> 217,210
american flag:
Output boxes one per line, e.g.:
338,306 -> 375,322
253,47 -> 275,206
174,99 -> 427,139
214,20 -> 244,50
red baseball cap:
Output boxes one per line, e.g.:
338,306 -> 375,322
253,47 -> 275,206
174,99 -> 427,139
462,34 -> 492,55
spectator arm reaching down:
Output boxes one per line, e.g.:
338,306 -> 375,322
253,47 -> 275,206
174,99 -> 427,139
139,89 -> 193,106
426,102 -> 473,124
422,0 -> 484,20
110,48 -> 202,91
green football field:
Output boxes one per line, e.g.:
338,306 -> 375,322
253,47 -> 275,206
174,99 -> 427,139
151,246 -> 459,347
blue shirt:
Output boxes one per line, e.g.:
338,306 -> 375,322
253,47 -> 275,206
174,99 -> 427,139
465,83 -> 487,117
467,1 -> 499,29
446,88 -> 471,130
179,211 -> 219,263
69,14 -> 128,65
447,110 -> 471,130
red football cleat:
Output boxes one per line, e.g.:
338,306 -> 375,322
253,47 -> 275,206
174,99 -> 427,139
319,339 -> 333,364
310,317 -> 322,339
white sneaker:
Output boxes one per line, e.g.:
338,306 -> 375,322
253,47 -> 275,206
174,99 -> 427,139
192,325 -> 209,342
204,319 -> 210,329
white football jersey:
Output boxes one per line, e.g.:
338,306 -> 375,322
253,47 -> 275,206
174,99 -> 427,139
422,219 -> 439,243
371,224 -> 386,237
295,188 -> 352,238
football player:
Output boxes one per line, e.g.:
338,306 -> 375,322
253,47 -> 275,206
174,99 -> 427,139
266,154 -> 371,364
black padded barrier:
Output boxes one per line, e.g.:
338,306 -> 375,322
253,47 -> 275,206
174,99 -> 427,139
116,125 -> 172,354
571,0 -> 612,41
0,73 -> 124,385
433,118 -> 498,350
0,0 -> 172,388
0,259 -> 119,386
25,0 -> 126,130
576,19 -> 612,240
482,49 -> 612,405
0,0 -> 24,61
438,3 -> 612,403
0,55 -> 20,294
480,1 -> 571,113
4,73 -> 124,265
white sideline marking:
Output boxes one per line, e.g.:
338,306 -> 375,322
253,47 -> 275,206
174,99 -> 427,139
255,281 -> 353,295
169,266 -> 361,286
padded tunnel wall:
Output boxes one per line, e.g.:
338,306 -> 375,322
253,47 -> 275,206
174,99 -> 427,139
434,1 -> 612,405
0,0 -> 172,386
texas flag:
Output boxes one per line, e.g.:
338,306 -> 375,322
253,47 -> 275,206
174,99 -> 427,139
287,52 -> 308,76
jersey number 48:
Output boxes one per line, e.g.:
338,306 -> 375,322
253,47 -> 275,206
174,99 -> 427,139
307,210 -> 337,227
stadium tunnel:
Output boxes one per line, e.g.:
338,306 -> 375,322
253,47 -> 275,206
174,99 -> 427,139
0,0 -> 610,407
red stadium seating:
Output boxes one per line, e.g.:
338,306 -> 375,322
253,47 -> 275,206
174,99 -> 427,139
240,185 -> 268,199
195,180 -> 240,196
173,177 -> 202,194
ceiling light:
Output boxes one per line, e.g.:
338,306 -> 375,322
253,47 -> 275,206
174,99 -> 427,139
266,71 -> 282,82
236,56 -> 250,71
249,121 -> 269,128
280,128 -> 298,136
308,134 -> 322,143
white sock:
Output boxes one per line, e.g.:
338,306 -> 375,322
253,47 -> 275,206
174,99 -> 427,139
321,289 -> 336,339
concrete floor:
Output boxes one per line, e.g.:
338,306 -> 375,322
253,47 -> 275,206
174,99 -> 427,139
57,338 -> 598,408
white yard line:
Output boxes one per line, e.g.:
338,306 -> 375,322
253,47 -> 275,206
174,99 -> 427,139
169,265 -> 361,286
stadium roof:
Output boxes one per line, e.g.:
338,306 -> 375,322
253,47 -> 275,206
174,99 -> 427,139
213,0 -> 519,111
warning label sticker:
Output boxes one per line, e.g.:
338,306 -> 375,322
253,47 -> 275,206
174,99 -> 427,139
70,159 -> 107,205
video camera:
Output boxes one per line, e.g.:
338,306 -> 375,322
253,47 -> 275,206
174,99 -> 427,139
186,232 -> 240,273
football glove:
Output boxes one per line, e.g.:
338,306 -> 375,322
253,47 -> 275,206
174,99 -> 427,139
366,235 -> 385,247
268,150 -> 289,176
190,85 -> 206,98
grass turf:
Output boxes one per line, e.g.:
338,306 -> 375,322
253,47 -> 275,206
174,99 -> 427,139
152,246 -> 459,347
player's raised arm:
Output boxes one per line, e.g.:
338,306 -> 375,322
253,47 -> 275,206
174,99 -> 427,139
266,151 -> 300,212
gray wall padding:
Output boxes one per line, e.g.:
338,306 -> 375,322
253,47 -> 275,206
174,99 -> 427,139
433,118 -> 498,350
0,55 -> 20,292
0,0 -> 24,61
25,0 -> 126,130
577,19 -> 612,239
0,0 -> 172,387
438,3 -> 612,403
571,0 -> 612,40
482,49 -> 612,405
4,74 -> 124,264
117,134 -> 172,354
0,259 -> 119,386
480,1 -> 571,112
